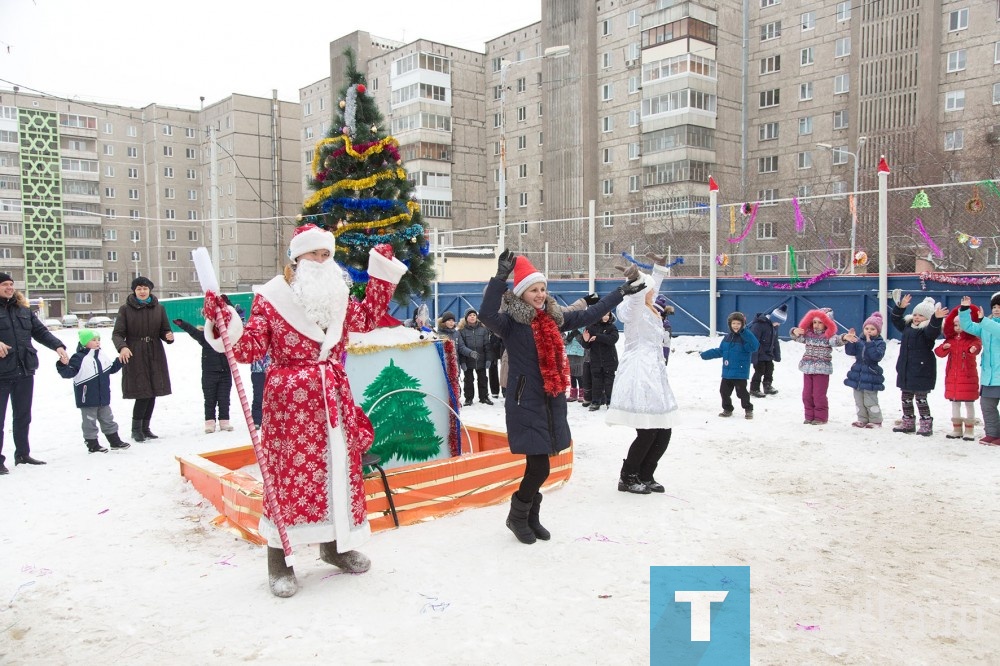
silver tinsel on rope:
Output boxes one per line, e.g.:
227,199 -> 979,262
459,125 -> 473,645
344,85 -> 358,136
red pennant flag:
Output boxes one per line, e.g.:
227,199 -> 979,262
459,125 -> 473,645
708,176 -> 719,192
877,156 -> 890,174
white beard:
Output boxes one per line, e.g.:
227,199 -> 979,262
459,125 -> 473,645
291,259 -> 350,332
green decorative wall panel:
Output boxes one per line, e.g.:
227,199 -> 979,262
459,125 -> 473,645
18,109 -> 65,292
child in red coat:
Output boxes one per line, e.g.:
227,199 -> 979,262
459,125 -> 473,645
934,306 -> 981,440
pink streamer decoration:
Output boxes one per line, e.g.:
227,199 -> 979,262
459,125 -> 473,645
742,269 -> 837,290
727,203 -> 759,243
792,197 -> 805,233
913,217 -> 943,258
919,271 -> 1000,289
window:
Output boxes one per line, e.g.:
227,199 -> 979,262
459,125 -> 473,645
127,147 -> 138,158
945,129 -> 964,151
167,271 -> 178,283
537,102 -> 543,117
602,179 -> 614,195
760,21 -> 781,41
832,147 -> 848,165
996,42 -> 1000,64
835,37 -> 851,58
629,175 -> 640,192
103,122 -> 113,134
759,89 -> 780,108
994,82 -> 1000,105
188,230 -> 199,241
759,122 -> 779,141
104,229 -> 117,241
104,165 -> 115,178
493,113 -> 502,129
75,293 -> 94,305
188,210 -> 199,220
628,109 -> 640,127
834,74 -> 849,94
103,144 -> 114,156
129,209 -> 139,219
946,50 -> 967,73
602,148 -> 612,164
163,167 -> 174,178
799,82 -> 814,101
628,76 -> 640,94
166,229 -> 176,241
760,55 -> 781,75
186,168 -> 197,180
514,135 -> 526,151
757,220 -> 776,238
836,1 -> 851,21
106,271 -> 119,283
127,167 -> 138,179
538,161 -> 544,175
104,208 -> 115,219
516,107 -> 526,122
799,116 -> 813,135
164,188 -> 175,199
833,110 -> 849,129
945,90 -> 966,111
104,187 -> 116,199
107,251 -> 118,261
601,83 -> 613,101
797,151 -> 812,169
760,0 -> 780,6
800,47 -> 814,66
627,9 -> 640,27
756,255 -> 776,272
518,164 -> 528,178
628,142 -> 640,160
602,19 -> 611,36
127,126 -> 137,137
188,190 -> 197,201
801,11 -> 815,30
948,8 -> 968,31
167,250 -> 177,261
516,77 -> 526,94
520,221 -> 529,236
163,146 -> 173,157
130,230 -> 141,241
758,156 -> 778,173
304,127 -> 314,140
603,242 -> 614,256
185,148 -> 197,159
602,52 -> 612,69
164,209 -> 175,219
185,127 -> 196,138
602,116 -> 614,132
603,211 -> 613,227
518,192 -> 529,207
797,185 -> 812,199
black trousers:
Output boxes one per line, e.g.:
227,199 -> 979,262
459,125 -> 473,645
580,361 -> 592,402
590,365 -> 616,406
750,361 -> 774,391
517,453 -> 551,501
202,370 -> 233,421
463,367 -> 489,402
488,363 -> 500,397
720,378 -> 752,411
621,428 -> 672,480
251,371 -> 266,427
0,374 -> 35,464
132,397 -> 156,421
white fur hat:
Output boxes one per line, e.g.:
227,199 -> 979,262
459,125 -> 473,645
288,224 -> 335,261
912,297 -> 937,320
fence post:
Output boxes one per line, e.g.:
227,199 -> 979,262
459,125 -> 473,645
709,184 -> 718,338
588,200 -> 596,294
878,157 -> 889,329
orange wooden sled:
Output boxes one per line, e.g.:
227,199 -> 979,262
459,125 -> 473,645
176,425 -> 573,544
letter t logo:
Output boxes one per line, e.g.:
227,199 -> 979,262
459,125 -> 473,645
674,590 -> 729,641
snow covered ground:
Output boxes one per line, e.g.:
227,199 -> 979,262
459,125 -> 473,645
2,326 -> 999,664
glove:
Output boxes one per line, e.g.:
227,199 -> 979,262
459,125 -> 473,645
584,293 -> 600,306
617,279 -> 646,297
614,264 -> 641,282
469,351 -> 480,361
172,318 -> 183,326
496,248 -> 516,281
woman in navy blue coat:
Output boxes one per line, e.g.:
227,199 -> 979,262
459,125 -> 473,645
480,251 -> 643,545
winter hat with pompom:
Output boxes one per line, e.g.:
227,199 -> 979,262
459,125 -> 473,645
862,311 -> 883,335
911,297 -> 937,320
768,304 -> 788,325
991,292 -> 1000,309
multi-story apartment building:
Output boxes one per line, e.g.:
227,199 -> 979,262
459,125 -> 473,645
0,90 -> 300,318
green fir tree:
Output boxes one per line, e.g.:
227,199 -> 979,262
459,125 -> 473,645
361,359 -> 442,463
299,48 -> 434,304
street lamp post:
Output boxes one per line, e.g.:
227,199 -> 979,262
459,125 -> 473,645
497,45 -> 570,252
817,137 -> 866,274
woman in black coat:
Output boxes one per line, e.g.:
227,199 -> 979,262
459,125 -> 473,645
479,250 -> 643,545
112,277 -> 173,441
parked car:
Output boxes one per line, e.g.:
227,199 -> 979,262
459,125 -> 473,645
85,316 -> 114,328
61,314 -> 80,328
43,318 -> 62,330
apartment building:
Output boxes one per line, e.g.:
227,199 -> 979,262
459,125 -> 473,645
0,90 -> 300,318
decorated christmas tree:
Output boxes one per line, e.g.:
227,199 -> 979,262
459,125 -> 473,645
299,48 -> 434,304
361,359 -> 442,464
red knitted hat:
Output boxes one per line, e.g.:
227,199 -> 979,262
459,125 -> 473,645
512,256 -> 546,297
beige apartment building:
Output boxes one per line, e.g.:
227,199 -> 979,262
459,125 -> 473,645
0,90 -> 300,318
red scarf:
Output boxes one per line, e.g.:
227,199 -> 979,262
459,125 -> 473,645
531,308 -> 569,397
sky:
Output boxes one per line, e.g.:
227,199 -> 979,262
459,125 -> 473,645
0,0 -> 541,109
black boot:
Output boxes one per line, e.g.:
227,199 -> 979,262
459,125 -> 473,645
527,493 -> 551,541
505,493 -> 536,544
131,419 -> 145,442
618,473 -> 650,494
267,547 -> 297,598
86,438 -> 108,454
105,431 -> 131,450
14,454 -> 46,466
141,420 -> 158,439
319,541 -> 371,573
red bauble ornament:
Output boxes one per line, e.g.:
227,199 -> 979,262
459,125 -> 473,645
356,84 -> 367,94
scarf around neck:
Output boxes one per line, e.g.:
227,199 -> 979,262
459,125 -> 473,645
531,308 -> 568,397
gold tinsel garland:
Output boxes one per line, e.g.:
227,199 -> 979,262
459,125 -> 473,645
310,135 -> 400,177
303,167 -> 407,209
347,339 -> 435,355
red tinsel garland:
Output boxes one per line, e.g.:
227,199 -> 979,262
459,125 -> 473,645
440,338 -> 461,456
531,310 -> 569,397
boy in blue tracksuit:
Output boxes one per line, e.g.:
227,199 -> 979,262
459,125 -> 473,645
700,312 -> 760,419
57,329 -> 130,453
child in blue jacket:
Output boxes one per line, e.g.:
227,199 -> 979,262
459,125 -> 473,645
57,330 -> 130,453
843,311 -> 886,428
700,312 -> 760,419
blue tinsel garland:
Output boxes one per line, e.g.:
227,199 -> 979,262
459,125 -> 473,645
320,197 -> 407,214
620,251 -> 684,270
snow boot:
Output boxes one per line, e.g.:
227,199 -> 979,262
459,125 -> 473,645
963,418 -> 976,441
642,478 -> 665,493
892,416 -> 916,433
141,420 -> 158,439
131,419 -> 145,442
527,493 -> 551,541
749,389 -> 765,398
719,409 -> 733,418
946,419 -> 964,439
567,387 -> 578,402
219,420 -> 234,431
267,547 -> 297,598
505,493 -> 537,544
764,385 -> 779,395
105,431 -> 130,450
85,438 -> 107,454
204,420 -> 216,433
618,472 -> 651,494
319,541 -> 371,573
745,409 -> 754,420
917,417 -> 933,437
